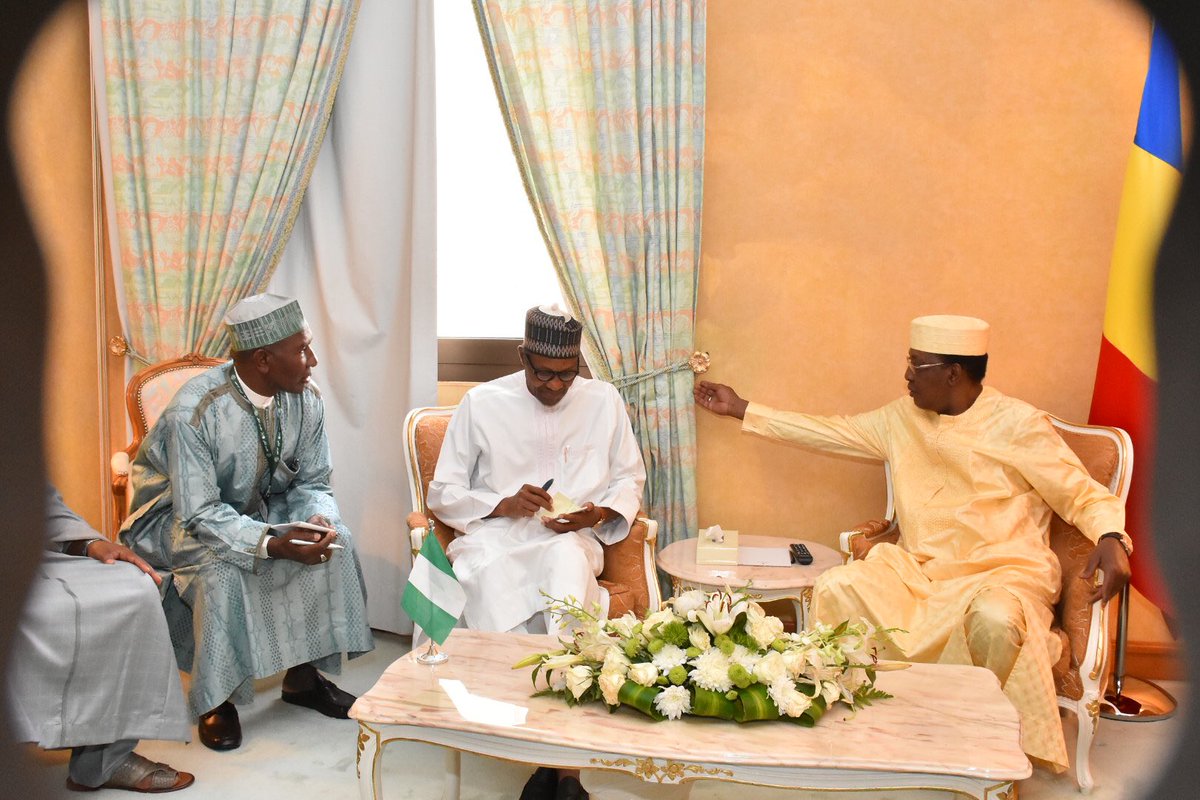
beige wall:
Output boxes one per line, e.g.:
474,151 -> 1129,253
697,0 -> 1152,535
9,0 -> 114,532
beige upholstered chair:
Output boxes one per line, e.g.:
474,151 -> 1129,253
110,354 -> 227,529
838,416 -> 1131,793
402,405 -> 661,619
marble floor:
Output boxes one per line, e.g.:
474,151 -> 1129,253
25,631 -> 1190,800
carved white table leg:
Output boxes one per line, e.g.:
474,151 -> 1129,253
355,722 -> 383,800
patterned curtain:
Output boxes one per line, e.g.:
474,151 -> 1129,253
100,0 -> 359,362
474,0 -> 705,556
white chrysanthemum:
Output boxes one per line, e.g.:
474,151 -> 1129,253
651,644 -> 689,673
745,605 -> 786,649
565,665 -> 594,700
601,648 -> 631,677
729,644 -> 761,672
628,662 -> 659,687
671,589 -> 708,620
688,625 -> 711,651
752,650 -> 788,685
820,679 -> 842,706
767,678 -> 813,718
653,685 -> 692,720
689,648 -> 733,692
598,671 -> 625,706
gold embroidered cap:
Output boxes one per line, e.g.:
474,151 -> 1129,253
524,303 -> 582,358
910,315 -> 990,356
225,293 -> 306,351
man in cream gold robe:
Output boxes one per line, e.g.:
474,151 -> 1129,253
695,314 -> 1132,772
427,305 -> 646,637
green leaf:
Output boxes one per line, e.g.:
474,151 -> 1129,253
692,687 -> 737,720
618,681 -> 665,721
733,684 -> 781,722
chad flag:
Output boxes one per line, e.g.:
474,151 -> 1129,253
1088,22 -> 1183,615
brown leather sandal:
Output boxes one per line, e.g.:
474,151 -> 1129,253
65,752 -> 195,793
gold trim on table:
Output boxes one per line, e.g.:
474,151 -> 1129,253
590,756 -> 733,783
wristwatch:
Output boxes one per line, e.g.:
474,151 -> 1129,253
63,537 -> 105,557
592,506 -> 610,528
1099,531 -> 1133,556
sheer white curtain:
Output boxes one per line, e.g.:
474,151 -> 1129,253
271,0 -> 436,634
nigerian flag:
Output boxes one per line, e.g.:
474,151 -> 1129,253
402,532 -> 465,644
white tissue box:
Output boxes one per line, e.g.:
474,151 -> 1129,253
696,527 -> 739,565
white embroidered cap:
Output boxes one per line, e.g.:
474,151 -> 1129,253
910,315 -> 990,356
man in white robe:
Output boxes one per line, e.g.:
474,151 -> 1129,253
695,314 -> 1133,771
6,485 -> 193,792
427,304 -> 646,636
121,294 -> 373,751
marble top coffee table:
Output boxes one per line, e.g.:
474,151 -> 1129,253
657,534 -> 843,628
349,629 -> 1029,800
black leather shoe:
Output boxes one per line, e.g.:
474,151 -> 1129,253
281,672 -> 357,718
198,701 -> 241,751
518,767 -> 558,800
555,775 -> 588,800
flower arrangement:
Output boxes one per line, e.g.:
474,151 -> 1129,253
513,587 -> 897,725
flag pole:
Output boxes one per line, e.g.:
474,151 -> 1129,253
1101,583 -> 1176,720
415,635 -> 449,666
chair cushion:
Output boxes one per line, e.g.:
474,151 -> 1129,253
599,518 -> 651,617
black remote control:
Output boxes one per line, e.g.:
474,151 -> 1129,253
789,542 -> 813,565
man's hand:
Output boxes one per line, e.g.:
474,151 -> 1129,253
694,380 -> 749,420
542,502 -> 607,534
267,525 -> 338,565
86,539 -> 163,586
1082,535 -> 1132,604
491,484 -> 553,519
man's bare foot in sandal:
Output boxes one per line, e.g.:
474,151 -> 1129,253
65,752 -> 194,793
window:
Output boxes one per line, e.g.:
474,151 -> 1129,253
434,0 -> 563,341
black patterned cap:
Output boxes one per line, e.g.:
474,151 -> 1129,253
524,304 -> 582,358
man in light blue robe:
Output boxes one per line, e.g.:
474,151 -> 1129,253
120,294 -> 374,751
6,485 -> 193,792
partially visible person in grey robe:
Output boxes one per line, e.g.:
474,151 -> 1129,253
5,484 -> 194,793
120,293 -> 374,751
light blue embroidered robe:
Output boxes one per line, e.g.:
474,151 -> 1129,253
120,363 -> 373,716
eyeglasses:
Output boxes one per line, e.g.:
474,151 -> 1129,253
530,367 -> 579,383
906,357 -> 950,371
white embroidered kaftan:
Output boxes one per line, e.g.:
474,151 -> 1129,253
427,372 -> 645,633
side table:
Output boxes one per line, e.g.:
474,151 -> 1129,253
656,534 -> 842,628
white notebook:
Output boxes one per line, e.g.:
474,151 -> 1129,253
737,546 -> 793,567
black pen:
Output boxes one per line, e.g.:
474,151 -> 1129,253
541,479 -> 554,491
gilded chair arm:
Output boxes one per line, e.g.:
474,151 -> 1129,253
838,519 -> 898,562
638,516 -> 658,548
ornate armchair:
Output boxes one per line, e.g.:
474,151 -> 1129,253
110,354 -> 227,529
402,405 -> 661,620
839,416 -> 1131,793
